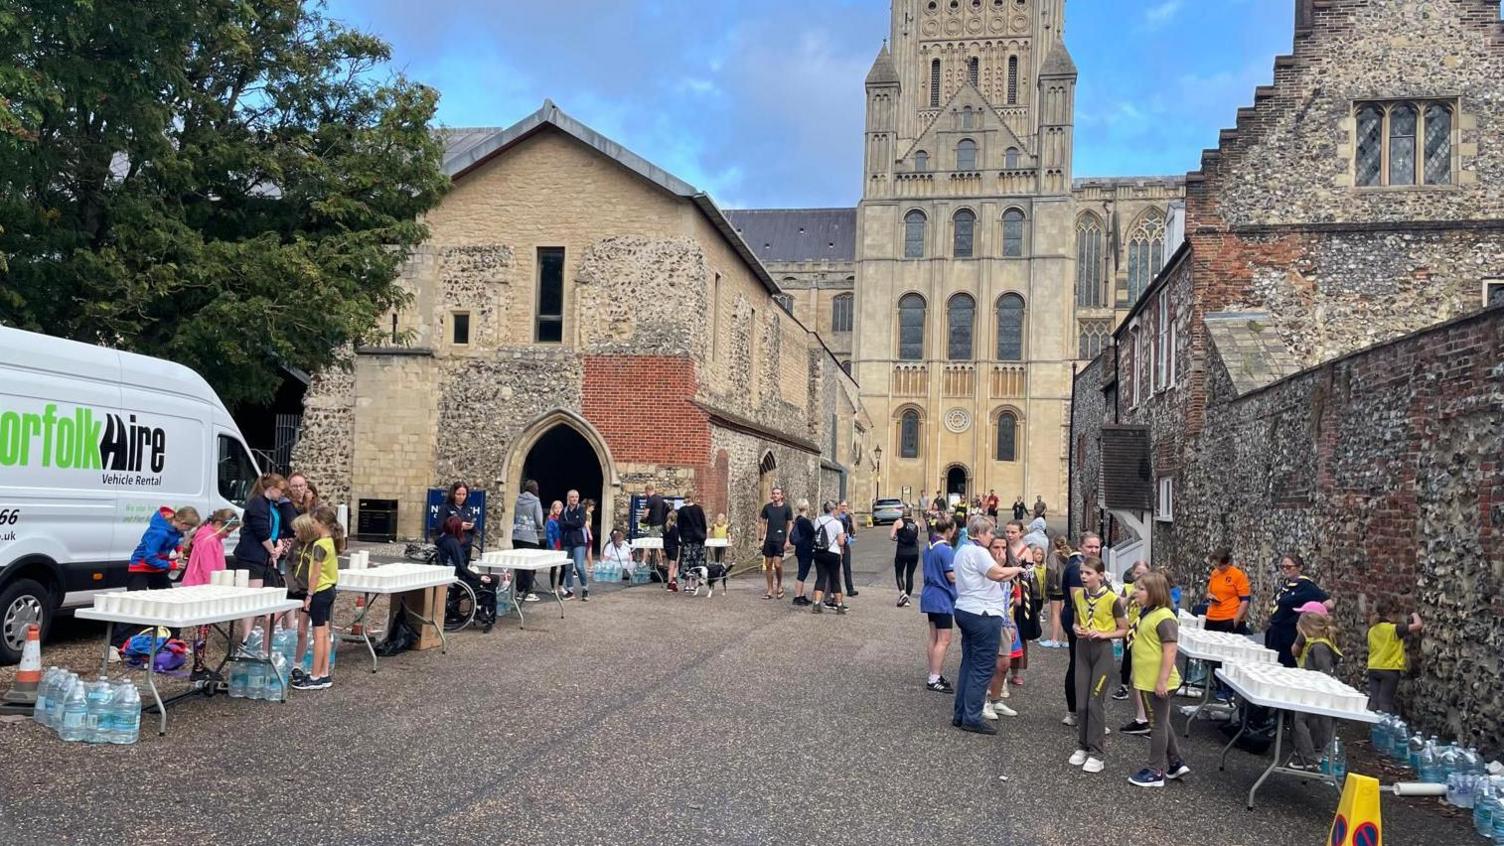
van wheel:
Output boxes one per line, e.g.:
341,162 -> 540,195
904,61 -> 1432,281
0,579 -> 49,665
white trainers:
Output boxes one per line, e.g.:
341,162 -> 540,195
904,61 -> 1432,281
991,699 -> 1018,717
1068,749 -> 1089,767
982,702 -> 999,721
1062,713 -> 1078,727
1083,757 -> 1106,774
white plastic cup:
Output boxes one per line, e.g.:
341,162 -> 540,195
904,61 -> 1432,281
234,569 -> 250,588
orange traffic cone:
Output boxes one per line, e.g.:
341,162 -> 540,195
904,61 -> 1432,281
351,594 -> 366,636
3,624 -> 43,707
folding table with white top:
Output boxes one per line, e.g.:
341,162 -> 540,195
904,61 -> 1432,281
1213,667 -> 1379,809
336,563 -> 457,673
75,586 -> 301,736
1174,627 -> 1278,737
471,549 -> 569,629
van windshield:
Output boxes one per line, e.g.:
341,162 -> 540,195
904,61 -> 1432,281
216,435 -> 259,507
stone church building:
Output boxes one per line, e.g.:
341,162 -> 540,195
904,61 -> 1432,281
294,103 -> 868,556
736,0 -> 1183,511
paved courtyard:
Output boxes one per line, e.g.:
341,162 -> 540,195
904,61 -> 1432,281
0,542 -> 1475,845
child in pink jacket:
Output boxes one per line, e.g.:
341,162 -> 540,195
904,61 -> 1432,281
184,509 -> 236,679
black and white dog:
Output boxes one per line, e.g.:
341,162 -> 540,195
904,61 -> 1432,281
680,561 -> 730,597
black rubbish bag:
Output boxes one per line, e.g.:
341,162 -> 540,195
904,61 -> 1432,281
1219,702 -> 1277,755
375,612 -> 419,657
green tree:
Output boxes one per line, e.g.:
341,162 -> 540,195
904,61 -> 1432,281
0,0 -> 447,406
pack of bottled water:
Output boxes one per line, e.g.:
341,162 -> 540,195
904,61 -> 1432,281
33,666 -> 140,745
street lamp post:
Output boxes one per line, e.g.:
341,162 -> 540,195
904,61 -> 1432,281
873,445 -> 883,503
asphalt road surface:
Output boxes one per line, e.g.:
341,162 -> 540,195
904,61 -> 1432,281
0,538 -> 1474,845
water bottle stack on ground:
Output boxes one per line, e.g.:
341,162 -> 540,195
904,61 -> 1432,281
264,653 -> 288,702
228,656 -> 248,698
58,680 -> 88,742
111,680 -> 140,744
84,678 -> 114,743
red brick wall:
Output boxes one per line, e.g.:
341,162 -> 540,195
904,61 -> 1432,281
582,355 -> 712,465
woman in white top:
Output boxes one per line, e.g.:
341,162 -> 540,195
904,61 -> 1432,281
810,501 -> 847,614
600,529 -> 633,580
951,515 -> 1028,733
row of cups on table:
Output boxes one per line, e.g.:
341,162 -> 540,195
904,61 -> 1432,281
476,549 -> 569,567
1180,629 -> 1279,665
94,584 -> 290,621
1221,662 -> 1370,713
338,562 -> 450,590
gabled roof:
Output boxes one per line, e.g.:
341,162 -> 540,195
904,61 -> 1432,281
902,82 -> 1029,163
438,100 -> 781,297
866,44 -> 899,86
725,208 -> 857,264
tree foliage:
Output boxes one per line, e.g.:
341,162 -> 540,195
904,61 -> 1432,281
0,0 -> 448,406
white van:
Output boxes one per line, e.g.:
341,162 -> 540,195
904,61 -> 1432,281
0,327 -> 261,663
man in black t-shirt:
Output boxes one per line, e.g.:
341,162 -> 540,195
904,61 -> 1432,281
759,487 -> 793,600
642,483 -> 668,575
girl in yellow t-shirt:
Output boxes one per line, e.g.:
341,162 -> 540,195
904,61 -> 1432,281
710,513 -> 730,565
1128,571 -> 1188,788
1366,600 -> 1423,716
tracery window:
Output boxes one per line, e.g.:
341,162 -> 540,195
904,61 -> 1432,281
1075,215 -> 1105,307
1355,100 -> 1455,187
1126,213 -> 1165,305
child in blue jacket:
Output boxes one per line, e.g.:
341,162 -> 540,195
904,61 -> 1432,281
128,505 -> 202,591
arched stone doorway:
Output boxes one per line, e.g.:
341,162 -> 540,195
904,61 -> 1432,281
523,426 -> 604,550
945,464 -> 969,503
758,450 -> 777,506
504,409 -> 617,554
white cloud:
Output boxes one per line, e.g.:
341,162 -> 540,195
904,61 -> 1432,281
1143,0 -> 1184,28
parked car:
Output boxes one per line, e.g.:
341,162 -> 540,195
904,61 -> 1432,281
0,326 -> 261,663
871,497 -> 905,525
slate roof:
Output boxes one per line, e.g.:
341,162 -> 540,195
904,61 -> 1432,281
436,100 -> 780,295
1039,40 -> 1077,76
866,45 -> 899,86
724,208 -> 858,264
1203,311 -> 1303,395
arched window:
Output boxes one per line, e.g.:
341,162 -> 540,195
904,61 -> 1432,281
1389,103 -> 1417,186
1424,103 -> 1452,185
897,293 -> 926,361
953,209 -> 976,258
1075,214 -> 1104,307
930,59 -> 941,108
1126,212 -> 1166,304
831,293 -> 853,333
956,138 -> 977,171
947,293 -> 975,360
1355,105 -> 1383,187
914,150 -> 929,172
900,409 -> 921,458
968,57 -> 980,87
1007,56 -> 1018,104
1002,208 -> 1025,257
995,293 -> 1024,360
996,411 -> 1018,462
773,293 -> 793,315
961,107 -> 975,130
1078,318 -> 1111,360
1005,147 -> 1020,169
904,210 -> 927,258
840,359 -> 852,376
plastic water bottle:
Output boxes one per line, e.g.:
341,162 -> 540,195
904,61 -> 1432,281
246,658 -> 266,700
1320,737 -> 1347,783
1439,744 -> 1462,781
1476,778 -> 1498,838
1418,738 -> 1442,784
33,666 -> 56,727
264,653 -> 287,703
1388,719 -> 1407,760
1448,770 -> 1476,810
1407,732 -> 1426,770
58,681 -> 88,742
110,681 -> 140,744
228,657 -> 248,698
84,678 -> 114,743
46,672 -> 73,731
272,628 -> 297,665
1493,791 -> 1504,844
1370,713 -> 1390,752
1112,638 -> 1124,661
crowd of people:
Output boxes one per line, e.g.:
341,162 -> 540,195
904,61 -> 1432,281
898,497 -> 1427,788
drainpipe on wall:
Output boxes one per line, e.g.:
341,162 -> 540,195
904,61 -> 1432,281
1067,361 -> 1077,538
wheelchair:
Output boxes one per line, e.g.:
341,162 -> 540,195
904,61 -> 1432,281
444,574 -> 498,632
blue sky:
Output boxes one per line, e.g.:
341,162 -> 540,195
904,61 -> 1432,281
324,0 -> 1295,208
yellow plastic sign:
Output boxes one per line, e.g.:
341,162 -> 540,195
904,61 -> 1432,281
1328,773 -> 1382,846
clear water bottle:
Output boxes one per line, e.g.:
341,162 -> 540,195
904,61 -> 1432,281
246,657 -> 266,700
1407,732 -> 1427,770
47,671 -> 75,731
1389,719 -> 1408,760
1493,792 -> 1504,844
1418,738 -> 1442,784
58,681 -> 88,742
1439,743 -> 1461,781
1112,638 -> 1124,661
272,628 -> 297,665
33,666 -> 57,727
84,678 -> 115,743
1477,778 -> 1499,838
1322,737 -> 1347,783
1448,770 -> 1476,810
228,657 -> 248,698
327,629 -> 337,672
264,653 -> 287,703
1369,712 -> 1389,751
110,681 -> 140,744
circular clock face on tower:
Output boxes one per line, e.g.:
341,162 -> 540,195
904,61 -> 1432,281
944,408 -> 972,433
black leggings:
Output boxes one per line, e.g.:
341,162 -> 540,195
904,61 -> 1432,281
894,553 -> 919,594
813,551 -> 842,597
511,539 -> 538,594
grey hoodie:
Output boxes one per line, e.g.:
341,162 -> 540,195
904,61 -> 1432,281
512,491 -> 545,544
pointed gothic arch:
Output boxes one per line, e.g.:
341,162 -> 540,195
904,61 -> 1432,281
502,408 -> 620,547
